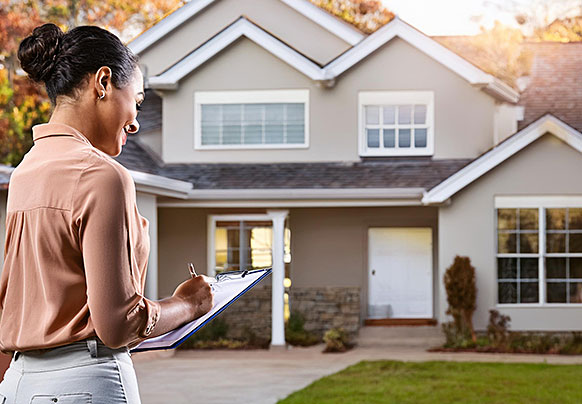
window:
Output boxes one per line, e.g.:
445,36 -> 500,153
496,197 -> 582,305
212,220 -> 291,276
194,90 -> 309,149
358,91 -> 434,156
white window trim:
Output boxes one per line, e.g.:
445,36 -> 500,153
495,195 -> 582,307
358,91 -> 434,157
194,89 -> 309,150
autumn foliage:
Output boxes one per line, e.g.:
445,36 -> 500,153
309,0 -> 394,34
0,0 -> 186,166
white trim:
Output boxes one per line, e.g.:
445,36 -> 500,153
147,16 -> 517,103
184,187 -> 425,200
128,0 -> 216,55
423,115 -> 582,204
128,0 -> 365,55
358,91 -> 434,157
323,17 -> 518,103
128,170 -> 193,198
497,304 -> 582,308
279,0 -> 365,45
158,199 -> 424,208
193,89 -> 309,150
496,196 -> 582,209
148,18 -> 326,89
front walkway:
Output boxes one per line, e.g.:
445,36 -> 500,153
132,327 -> 582,404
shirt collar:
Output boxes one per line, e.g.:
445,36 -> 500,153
32,123 -> 93,146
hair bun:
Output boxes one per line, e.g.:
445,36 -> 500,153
18,23 -> 64,83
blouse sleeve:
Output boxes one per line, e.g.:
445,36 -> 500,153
73,159 -> 161,348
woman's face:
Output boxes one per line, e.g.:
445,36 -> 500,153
96,67 -> 144,157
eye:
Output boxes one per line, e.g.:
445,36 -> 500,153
136,103 -> 143,112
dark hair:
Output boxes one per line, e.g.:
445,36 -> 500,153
18,23 -> 138,104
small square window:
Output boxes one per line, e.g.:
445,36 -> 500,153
359,91 -> 433,156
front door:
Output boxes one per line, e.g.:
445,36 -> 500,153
368,228 -> 433,319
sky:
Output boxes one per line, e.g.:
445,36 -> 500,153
380,0 -> 577,36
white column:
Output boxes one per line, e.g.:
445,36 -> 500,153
136,193 -> 158,300
267,209 -> 288,347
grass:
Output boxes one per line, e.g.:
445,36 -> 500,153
278,360 -> 582,404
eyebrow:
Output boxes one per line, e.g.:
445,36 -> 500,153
137,91 -> 145,102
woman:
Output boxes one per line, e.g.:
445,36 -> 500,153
0,23 -> 213,403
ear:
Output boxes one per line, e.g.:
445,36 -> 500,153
93,66 -> 113,99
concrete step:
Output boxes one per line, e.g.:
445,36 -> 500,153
356,325 -> 445,348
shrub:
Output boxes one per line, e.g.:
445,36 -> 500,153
442,321 -> 474,349
177,318 -> 229,350
559,333 -> 582,355
444,256 -> 477,342
285,311 -> 320,346
323,328 -> 350,353
487,309 -> 511,348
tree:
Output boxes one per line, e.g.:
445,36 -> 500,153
0,0 -> 185,166
444,256 -> 477,343
435,22 -> 533,88
484,0 -> 582,37
534,16 -> 582,42
309,0 -> 394,34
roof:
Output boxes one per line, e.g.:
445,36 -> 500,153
423,114 -> 582,204
115,138 -> 470,191
146,15 -> 518,102
518,42 -> 582,133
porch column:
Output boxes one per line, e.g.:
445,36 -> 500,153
267,209 -> 288,347
136,193 -> 158,300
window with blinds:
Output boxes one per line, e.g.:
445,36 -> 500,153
194,90 -> 309,149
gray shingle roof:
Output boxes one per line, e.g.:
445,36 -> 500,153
115,138 -> 470,190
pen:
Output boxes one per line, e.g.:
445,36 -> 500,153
188,262 -> 197,278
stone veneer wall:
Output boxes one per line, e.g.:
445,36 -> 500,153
290,287 -> 361,339
217,286 -> 361,341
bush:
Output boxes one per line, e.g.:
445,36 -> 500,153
487,309 -> 511,348
559,333 -> 582,355
442,321 -> 474,349
323,328 -> 351,353
444,256 -> 477,342
177,318 -> 229,349
285,311 -> 320,346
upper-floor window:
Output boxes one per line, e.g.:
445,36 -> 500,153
194,90 -> 309,149
358,91 -> 434,156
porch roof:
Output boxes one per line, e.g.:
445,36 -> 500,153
115,137 -> 470,191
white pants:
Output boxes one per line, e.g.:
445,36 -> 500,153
0,337 -> 141,404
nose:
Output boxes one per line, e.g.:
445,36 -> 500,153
125,119 -> 140,134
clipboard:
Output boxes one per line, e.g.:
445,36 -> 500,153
131,267 -> 272,353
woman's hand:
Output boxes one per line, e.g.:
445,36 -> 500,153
172,276 -> 214,321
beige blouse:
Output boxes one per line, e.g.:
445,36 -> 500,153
0,123 -> 161,352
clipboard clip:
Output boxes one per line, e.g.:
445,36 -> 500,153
215,267 -> 271,282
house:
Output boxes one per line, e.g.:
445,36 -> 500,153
4,0 -> 582,345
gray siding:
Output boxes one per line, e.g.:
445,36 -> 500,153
438,134 -> 582,331
161,37 -> 496,163
137,0 -> 351,76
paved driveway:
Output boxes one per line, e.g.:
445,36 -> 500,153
132,343 -> 582,404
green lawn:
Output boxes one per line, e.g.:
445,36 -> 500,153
278,360 -> 582,404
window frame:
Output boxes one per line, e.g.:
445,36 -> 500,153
207,214 -> 291,277
495,196 -> 582,307
194,89 -> 309,150
358,91 -> 435,157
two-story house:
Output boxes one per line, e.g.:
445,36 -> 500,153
3,0 -> 582,346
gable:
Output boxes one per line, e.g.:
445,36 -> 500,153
423,115 -> 582,204
132,0 -> 353,76
146,13 -> 518,103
